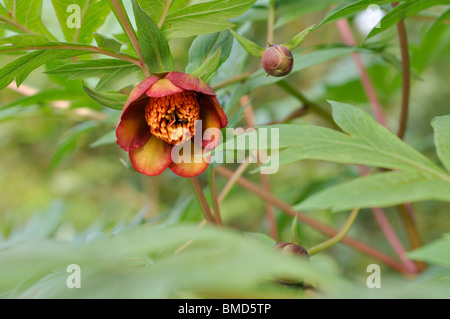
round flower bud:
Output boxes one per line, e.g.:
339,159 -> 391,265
273,242 -> 309,286
261,45 -> 294,77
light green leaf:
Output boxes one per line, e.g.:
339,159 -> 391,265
46,59 -> 140,81
0,49 -> 89,90
296,171 -> 450,212
83,83 -> 127,109
94,33 -> 123,54
135,0 -> 166,25
366,0 -> 450,39
275,0 -> 337,29
132,0 -> 174,73
95,65 -> 144,92
432,115 -> 450,173
90,130 -> 117,148
408,234 -> 450,268
191,47 -> 222,82
186,31 -> 233,74
228,28 -> 265,57
0,34 -> 49,47
52,0 -> 110,43
162,0 -> 257,39
4,0 -> 55,39
282,25 -> 314,52
313,0 -> 405,30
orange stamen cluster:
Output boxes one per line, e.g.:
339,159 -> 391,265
145,91 -> 200,145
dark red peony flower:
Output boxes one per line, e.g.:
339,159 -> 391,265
116,71 -> 227,177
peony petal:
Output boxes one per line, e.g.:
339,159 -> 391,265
165,71 -> 215,96
129,135 -> 173,176
196,97 -> 223,150
145,78 -> 184,97
169,140 -> 211,177
123,76 -> 159,112
116,98 -> 151,151
199,94 -> 228,128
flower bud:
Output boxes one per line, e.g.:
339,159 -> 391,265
273,242 -> 309,286
261,45 -> 294,77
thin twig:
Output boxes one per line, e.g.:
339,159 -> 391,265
158,0 -> 173,29
190,177 -> 216,225
211,168 -> 223,226
308,207 -> 360,256
218,161 -> 251,202
215,166 -> 414,276
267,0 -> 275,45
0,14 -> 34,34
110,0 -> 149,76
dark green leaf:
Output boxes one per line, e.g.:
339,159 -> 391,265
191,47 -> 222,82
132,0 -> 174,73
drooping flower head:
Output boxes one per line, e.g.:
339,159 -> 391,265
116,72 -> 227,177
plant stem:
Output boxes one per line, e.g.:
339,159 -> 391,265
242,96 -> 279,241
190,177 -> 216,225
0,14 -> 34,34
336,19 -> 387,127
308,207 -> 360,256
218,161 -> 251,202
211,169 -> 223,226
215,166 -> 414,276
110,0 -> 149,76
276,80 -> 335,125
211,72 -> 253,91
267,0 -> 275,45
158,0 -> 173,28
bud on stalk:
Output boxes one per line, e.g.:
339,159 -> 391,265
261,45 -> 294,77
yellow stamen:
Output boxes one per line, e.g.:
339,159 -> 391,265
145,91 -> 200,145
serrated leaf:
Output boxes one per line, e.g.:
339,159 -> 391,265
0,49 -> 88,90
296,171 -> 450,212
83,83 -> 127,109
191,47 -> 222,82
3,0 -> 55,39
313,0 -> 404,30
52,0 -> 110,43
94,33 -> 123,54
186,31 -> 233,74
282,25 -> 314,52
228,28 -> 265,57
162,0 -> 257,39
366,0 -> 450,39
432,115 -> 450,174
132,0 -> 173,73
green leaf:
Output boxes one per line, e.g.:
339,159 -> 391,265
95,66 -> 144,92
90,130 -> 117,148
275,0 -> 337,29
83,83 -> 127,110
135,0 -> 166,25
408,234 -> 450,268
432,115 -> 450,173
3,0 -> 55,39
0,34 -> 49,47
296,171 -> 450,212
46,59 -> 141,81
94,33 -> 123,54
0,49 -> 89,90
191,47 -> 222,82
366,0 -> 450,39
313,0 -> 404,30
52,0 -> 110,43
132,0 -> 174,73
48,121 -> 98,172
186,31 -> 233,74
1,89 -> 83,110
282,25 -> 314,52
228,28 -> 265,57
162,0 -> 257,39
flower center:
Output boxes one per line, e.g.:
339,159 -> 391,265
145,91 -> 201,145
